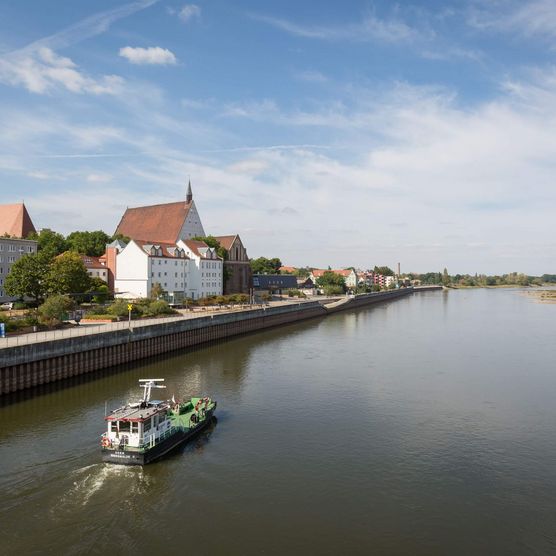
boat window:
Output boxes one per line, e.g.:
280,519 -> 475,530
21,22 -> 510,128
118,421 -> 131,432
131,423 -> 139,434
144,418 -> 152,432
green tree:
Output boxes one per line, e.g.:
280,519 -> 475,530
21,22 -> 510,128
38,295 -> 75,327
192,235 -> 228,260
4,251 -> 51,304
150,282 -> 164,299
46,252 -> 91,297
442,268 -> 451,286
373,266 -> 395,276
316,271 -> 346,294
28,229 -> 67,257
250,257 -> 282,274
66,230 -> 111,257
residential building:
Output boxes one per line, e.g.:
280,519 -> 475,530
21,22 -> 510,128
0,238 -> 38,301
114,181 -> 205,243
178,240 -> 223,299
113,240 -> 189,303
310,269 -> 358,289
214,234 -> 252,294
0,203 -> 38,301
81,255 -> 108,282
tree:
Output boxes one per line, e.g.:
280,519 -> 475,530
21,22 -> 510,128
38,295 -> 75,327
150,282 -> 164,299
4,251 -> 51,304
66,230 -> 111,257
46,252 -> 91,297
316,271 -> 346,295
28,229 -> 67,258
192,235 -> 228,260
442,268 -> 451,286
374,266 -> 395,276
250,257 -> 282,274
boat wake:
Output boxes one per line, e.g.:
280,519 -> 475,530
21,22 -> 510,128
55,463 -> 152,510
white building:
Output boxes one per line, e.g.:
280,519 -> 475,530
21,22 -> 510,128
178,240 -> 223,299
114,240 -> 189,303
112,238 -> 223,301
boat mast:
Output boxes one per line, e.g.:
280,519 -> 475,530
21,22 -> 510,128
139,379 -> 166,403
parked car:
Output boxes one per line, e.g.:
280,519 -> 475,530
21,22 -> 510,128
0,302 -> 14,310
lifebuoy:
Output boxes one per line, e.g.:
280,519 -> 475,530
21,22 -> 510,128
102,437 -> 110,448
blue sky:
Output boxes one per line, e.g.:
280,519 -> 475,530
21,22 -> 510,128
0,0 -> 555,274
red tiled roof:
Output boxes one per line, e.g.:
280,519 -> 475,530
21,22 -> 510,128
312,269 -> 354,278
279,266 -> 297,273
115,201 -> 192,244
0,203 -> 36,238
80,255 -> 106,269
182,239 -> 212,258
213,235 -> 237,251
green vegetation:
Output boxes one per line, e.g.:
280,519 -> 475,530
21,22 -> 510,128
38,295 -> 75,327
250,257 -> 282,275
4,251 -> 51,304
287,289 -> 307,298
315,271 -> 346,295
46,251 -> 91,296
28,228 -> 128,257
406,270 -> 542,287
374,266 -> 395,276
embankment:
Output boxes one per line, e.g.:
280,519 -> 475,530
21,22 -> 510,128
0,289 -> 412,395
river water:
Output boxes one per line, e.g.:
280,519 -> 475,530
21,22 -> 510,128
1,288 -> 555,555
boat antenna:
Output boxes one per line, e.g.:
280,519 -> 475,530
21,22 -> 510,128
138,379 -> 166,403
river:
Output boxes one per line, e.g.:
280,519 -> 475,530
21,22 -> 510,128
1,288 -> 555,555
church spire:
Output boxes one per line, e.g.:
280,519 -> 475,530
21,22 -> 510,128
186,180 -> 193,203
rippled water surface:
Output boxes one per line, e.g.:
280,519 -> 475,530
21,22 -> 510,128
1,289 -> 555,555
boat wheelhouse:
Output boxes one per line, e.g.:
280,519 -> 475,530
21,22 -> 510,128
101,379 -> 216,465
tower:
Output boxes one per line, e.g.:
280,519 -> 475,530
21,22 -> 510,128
186,180 -> 193,204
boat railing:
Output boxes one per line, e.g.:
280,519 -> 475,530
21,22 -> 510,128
101,413 -> 213,451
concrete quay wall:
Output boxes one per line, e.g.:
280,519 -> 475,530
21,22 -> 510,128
0,289 -> 412,395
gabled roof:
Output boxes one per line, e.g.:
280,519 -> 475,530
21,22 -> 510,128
115,201 -> 192,244
0,203 -> 36,238
213,235 -> 238,251
80,255 -> 106,269
181,239 -> 220,260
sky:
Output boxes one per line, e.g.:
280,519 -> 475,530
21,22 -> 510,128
0,0 -> 555,275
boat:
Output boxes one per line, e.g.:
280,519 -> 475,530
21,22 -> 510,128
100,378 -> 217,465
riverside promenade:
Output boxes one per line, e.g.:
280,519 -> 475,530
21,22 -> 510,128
0,289 -> 414,395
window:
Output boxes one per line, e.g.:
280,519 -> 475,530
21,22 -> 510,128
8,245 -> 16,252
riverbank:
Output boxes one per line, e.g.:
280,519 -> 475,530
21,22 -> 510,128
0,289 -> 413,395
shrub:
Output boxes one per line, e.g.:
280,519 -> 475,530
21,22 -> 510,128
38,295 -> 75,327
82,314 -> 117,322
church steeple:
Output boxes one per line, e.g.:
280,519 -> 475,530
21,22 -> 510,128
186,180 -> 193,203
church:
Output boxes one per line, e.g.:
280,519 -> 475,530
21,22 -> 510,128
108,182 -> 252,298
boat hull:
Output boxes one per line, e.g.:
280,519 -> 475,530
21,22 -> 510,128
102,410 -> 215,465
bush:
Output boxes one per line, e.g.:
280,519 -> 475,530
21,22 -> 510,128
107,299 -> 139,318
82,314 -> 117,322
139,300 -> 176,317
38,295 -> 75,327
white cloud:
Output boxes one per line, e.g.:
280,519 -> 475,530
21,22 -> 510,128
469,0 -> 556,40
86,173 -> 112,183
179,4 -> 201,23
250,12 -> 426,44
0,47 -> 124,95
119,46 -> 177,65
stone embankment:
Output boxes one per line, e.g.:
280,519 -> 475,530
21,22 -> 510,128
0,289 -> 413,395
